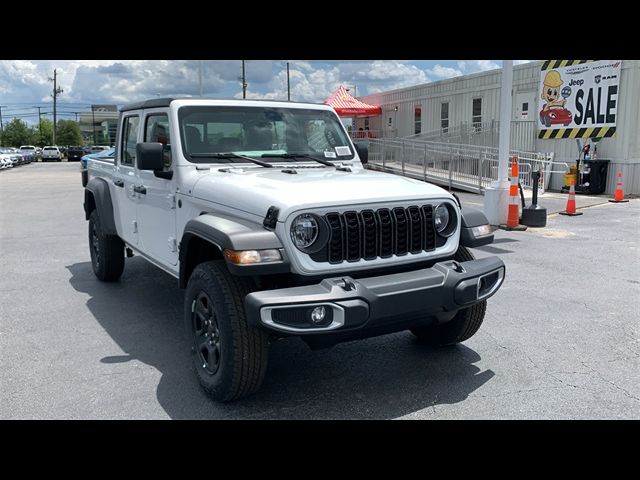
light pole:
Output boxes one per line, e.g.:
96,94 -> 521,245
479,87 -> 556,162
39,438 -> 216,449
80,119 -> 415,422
0,105 -> 6,146
287,62 -> 290,101
33,106 -> 43,145
345,85 -> 357,97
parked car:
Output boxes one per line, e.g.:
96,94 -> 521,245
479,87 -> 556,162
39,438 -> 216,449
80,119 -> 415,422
80,147 -> 115,187
19,145 -> 38,158
89,145 -> 110,154
67,146 -> 87,162
42,146 -> 62,161
0,154 -> 13,170
83,98 -> 504,402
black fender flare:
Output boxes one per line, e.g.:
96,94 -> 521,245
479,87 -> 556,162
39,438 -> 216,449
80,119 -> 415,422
179,213 -> 288,287
459,207 -> 494,248
84,177 -> 117,236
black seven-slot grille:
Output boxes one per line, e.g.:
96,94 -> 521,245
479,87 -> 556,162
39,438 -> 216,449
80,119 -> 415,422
310,205 -> 437,264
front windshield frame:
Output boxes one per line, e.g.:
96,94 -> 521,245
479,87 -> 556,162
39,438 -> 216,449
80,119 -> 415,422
177,105 -> 355,164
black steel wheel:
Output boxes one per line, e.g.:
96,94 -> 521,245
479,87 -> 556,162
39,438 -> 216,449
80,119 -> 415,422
192,291 -> 222,375
88,210 -> 124,281
184,260 -> 269,402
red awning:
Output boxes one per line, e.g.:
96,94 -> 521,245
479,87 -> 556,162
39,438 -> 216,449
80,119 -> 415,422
323,85 -> 382,117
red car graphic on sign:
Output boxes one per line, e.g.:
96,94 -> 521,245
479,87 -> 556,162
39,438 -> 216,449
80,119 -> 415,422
539,107 -> 572,127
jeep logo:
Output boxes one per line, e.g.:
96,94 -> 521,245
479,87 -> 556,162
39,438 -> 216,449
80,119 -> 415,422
569,79 -> 585,87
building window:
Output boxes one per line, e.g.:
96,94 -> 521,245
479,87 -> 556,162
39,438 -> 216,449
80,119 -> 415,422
441,102 -> 449,133
472,98 -> 482,131
121,115 -> 139,166
414,106 -> 422,134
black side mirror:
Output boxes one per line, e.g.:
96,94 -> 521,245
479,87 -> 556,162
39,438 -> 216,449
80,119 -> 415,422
355,142 -> 368,164
137,142 -> 164,171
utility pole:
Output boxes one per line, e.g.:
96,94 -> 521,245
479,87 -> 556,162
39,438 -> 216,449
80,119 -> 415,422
287,62 -> 291,101
241,60 -> 247,99
33,106 -> 43,145
48,69 -> 64,145
0,105 -> 5,146
484,60 -> 513,226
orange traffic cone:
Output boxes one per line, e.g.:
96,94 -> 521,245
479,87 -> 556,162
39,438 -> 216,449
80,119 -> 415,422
501,155 -> 527,230
609,171 -> 629,203
559,179 -> 583,216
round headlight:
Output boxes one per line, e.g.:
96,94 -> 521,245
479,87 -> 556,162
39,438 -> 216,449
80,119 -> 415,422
434,204 -> 450,233
290,214 -> 319,249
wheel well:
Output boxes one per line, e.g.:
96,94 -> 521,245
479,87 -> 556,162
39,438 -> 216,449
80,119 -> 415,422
84,190 -> 96,220
180,235 -> 224,288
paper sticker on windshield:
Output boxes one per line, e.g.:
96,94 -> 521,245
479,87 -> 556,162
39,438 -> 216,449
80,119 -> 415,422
324,151 -> 337,158
335,146 -> 351,156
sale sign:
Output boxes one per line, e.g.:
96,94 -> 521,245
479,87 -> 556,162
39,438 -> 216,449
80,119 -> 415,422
537,60 -> 622,139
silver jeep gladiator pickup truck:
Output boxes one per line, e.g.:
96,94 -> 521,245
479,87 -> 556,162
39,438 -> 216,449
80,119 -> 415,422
84,98 -> 505,401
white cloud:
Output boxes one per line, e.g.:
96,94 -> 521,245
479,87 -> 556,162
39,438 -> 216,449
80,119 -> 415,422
458,60 -> 501,73
426,64 -> 463,79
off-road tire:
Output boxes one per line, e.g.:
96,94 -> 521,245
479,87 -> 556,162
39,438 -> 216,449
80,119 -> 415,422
88,209 -> 125,281
184,260 -> 269,402
410,245 -> 487,345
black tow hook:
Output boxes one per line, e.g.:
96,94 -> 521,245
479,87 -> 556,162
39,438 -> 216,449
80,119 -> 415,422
339,278 -> 356,291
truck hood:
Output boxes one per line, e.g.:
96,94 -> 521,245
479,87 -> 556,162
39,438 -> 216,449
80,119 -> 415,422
190,166 -> 453,220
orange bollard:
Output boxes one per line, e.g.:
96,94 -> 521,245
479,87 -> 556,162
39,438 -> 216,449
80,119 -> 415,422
559,179 -> 583,216
500,155 -> 527,230
609,171 -> 629,203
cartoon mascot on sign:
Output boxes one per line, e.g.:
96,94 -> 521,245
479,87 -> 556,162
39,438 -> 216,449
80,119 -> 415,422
541,70 -> 566,111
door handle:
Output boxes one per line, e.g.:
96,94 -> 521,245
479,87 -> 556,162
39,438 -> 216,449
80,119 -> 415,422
133,185 -> 147,195
113,179 -> 124,188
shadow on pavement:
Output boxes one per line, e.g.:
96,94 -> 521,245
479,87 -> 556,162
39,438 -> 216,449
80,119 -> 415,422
67,258 -> 494,419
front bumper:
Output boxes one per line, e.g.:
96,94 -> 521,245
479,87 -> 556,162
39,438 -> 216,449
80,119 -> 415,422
245,256 -> 505,336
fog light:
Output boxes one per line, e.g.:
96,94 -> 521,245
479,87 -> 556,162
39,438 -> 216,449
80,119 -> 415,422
310,306 -> 326,324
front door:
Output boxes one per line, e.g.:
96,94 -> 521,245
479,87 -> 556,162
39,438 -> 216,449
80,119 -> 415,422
136,111 -> 178,266
113,114 -> 141,245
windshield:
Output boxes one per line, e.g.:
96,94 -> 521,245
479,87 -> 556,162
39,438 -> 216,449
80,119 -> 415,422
178,106 -> 354,163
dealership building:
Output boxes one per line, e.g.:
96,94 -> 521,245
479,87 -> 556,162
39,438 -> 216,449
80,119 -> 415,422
354,60 -> 640,194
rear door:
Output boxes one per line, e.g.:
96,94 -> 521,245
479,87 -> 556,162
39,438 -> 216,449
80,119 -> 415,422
112,114 -> 141,245
136,110 -> 178,266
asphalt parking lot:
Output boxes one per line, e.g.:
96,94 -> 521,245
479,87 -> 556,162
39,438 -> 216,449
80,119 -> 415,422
1,162 -> 638,419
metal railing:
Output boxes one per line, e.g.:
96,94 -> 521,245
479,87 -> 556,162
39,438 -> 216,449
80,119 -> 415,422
408,120 -> 537,152
348,129 -> 382,141
367,137 -> 568,195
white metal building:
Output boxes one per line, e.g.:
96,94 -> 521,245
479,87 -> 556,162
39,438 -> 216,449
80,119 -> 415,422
355,60 -> 640,194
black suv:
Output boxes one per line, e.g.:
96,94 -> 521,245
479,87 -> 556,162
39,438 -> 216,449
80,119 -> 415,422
67,146 -> 87,162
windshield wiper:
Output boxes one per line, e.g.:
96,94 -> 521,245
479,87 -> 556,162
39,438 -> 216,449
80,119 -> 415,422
189,152 -> 273,168
261,153 -> 342,168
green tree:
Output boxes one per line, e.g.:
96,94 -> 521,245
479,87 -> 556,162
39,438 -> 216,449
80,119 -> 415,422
1,118 -> 36,147
56,119 -> 83,146
35,118 -> 53,147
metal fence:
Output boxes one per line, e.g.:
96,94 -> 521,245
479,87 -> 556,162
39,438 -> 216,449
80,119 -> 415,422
408,120 -> 537,152
367,137 -> 569,195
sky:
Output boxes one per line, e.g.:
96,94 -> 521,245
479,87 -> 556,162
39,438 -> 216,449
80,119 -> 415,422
0,60 -> 531,125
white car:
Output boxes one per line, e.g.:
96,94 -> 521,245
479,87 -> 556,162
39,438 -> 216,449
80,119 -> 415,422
0,155 -> 14,169
84,98 -> 504,402
42,146 -> 62,161
19,145 -> 38,157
